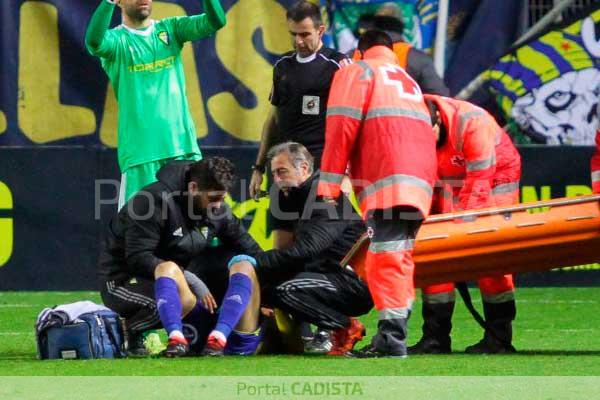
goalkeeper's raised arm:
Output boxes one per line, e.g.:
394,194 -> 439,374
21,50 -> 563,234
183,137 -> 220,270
172,0 -> 227,43
85,0 -> 117,58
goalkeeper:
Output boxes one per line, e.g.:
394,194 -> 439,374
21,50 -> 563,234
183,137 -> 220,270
85,0 -> 226,207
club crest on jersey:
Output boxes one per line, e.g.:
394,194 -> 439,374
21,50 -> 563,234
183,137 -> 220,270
157,31 -> 169,45
199,226 -> 209,239
451,155 -> 465,167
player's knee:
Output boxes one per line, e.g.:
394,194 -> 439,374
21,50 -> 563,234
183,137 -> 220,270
154,261 -> 182,280
181,294 -> 197,315
230,261 -> 257,280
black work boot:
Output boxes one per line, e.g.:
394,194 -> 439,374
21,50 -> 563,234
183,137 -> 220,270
465,299 -> 516,354
408,301 -> 454,354
350,318 -> 408,358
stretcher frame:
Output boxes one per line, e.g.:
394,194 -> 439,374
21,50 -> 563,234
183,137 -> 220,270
341,195 -> 600,287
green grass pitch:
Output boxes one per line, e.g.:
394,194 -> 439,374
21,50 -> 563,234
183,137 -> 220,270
1,288 -> 599,376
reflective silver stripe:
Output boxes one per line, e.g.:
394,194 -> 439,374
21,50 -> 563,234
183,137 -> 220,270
592,171 -> 600,183
440,188 -> 453,199
482,290 -> 515,304
492,182 -> 520,195
365,107 -> 431,124
326,106 -> 363,120
458,110 -> 486,131
379,308 -> 410,320
466,154 -> 496,172
358,174 -> 433,202
356,61 -> 374,80
423,291 -> 455,304
320,171 -> 346,185
456,110 -> 486,151
369,239 -> 415,253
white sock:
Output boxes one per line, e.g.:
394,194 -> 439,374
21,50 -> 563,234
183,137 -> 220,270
168,330 -> 185,340
210,330 -> 227,343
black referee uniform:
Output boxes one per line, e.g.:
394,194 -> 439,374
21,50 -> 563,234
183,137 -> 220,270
270,47 -> 350,168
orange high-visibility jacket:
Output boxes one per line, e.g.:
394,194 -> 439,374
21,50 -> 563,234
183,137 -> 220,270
352,42 -> 411,69
425,94 -> 521,212
592,130 -> 600,194
318,46 -> 437,217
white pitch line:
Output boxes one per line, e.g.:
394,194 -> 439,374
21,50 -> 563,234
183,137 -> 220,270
0,304 -> 47,308
514,300 -> 598,304
0,332 -> 34,336
521,328 -> 597,332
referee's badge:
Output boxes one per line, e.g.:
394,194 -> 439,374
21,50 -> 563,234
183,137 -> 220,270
302,95 -> 320,115
158,31 -> 169,45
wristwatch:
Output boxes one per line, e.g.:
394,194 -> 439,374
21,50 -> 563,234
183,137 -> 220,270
251,164 -> 265,174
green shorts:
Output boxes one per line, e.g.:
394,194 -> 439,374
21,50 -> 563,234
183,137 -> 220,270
118,153 -> 201,209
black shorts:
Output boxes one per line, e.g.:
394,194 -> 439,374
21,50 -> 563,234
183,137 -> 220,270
271,269 -> 373,330
100,277 -> 160,335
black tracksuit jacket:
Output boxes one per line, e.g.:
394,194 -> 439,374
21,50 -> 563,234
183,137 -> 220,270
98,161 -> 261,283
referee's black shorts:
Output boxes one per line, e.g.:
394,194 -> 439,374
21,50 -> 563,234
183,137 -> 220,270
100,276 -> 160,335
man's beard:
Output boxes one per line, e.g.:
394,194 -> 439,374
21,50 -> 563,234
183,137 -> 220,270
125,6 -> 151,23
186,195 -> 206,220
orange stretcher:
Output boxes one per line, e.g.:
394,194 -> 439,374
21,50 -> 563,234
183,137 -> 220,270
341,195 -> 600,287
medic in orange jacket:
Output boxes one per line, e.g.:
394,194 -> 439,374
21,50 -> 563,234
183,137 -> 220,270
425,94 -> 521,213
410,94 -> 521,355
592,129 -> 600,194
317,45 -> 437,356
317,47 -> 437,218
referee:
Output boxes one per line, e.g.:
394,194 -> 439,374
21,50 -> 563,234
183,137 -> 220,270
249,0 -> 351,198
248,0 -> 352,352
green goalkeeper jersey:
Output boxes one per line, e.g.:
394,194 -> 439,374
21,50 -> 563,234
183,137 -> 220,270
85,0 -> 226,171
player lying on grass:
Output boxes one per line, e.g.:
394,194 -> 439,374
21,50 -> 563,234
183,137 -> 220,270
202,142 -> 373,356
98,157 -> 263,357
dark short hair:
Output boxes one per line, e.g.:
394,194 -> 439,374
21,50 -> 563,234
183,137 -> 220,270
357,30 -> 393,53
188,157 -> 235,192
425,98 -> 439,126
425,98 -> 448,146
373,15 -> 404,35
286,1 -> 323,27
267,142 -> 314,174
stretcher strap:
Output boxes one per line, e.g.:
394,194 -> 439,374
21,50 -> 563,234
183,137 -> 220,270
455,282 -> 487,330
455,282 -> 513,347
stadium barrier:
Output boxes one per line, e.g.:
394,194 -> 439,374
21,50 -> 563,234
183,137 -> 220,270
0,146 -> 598,290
